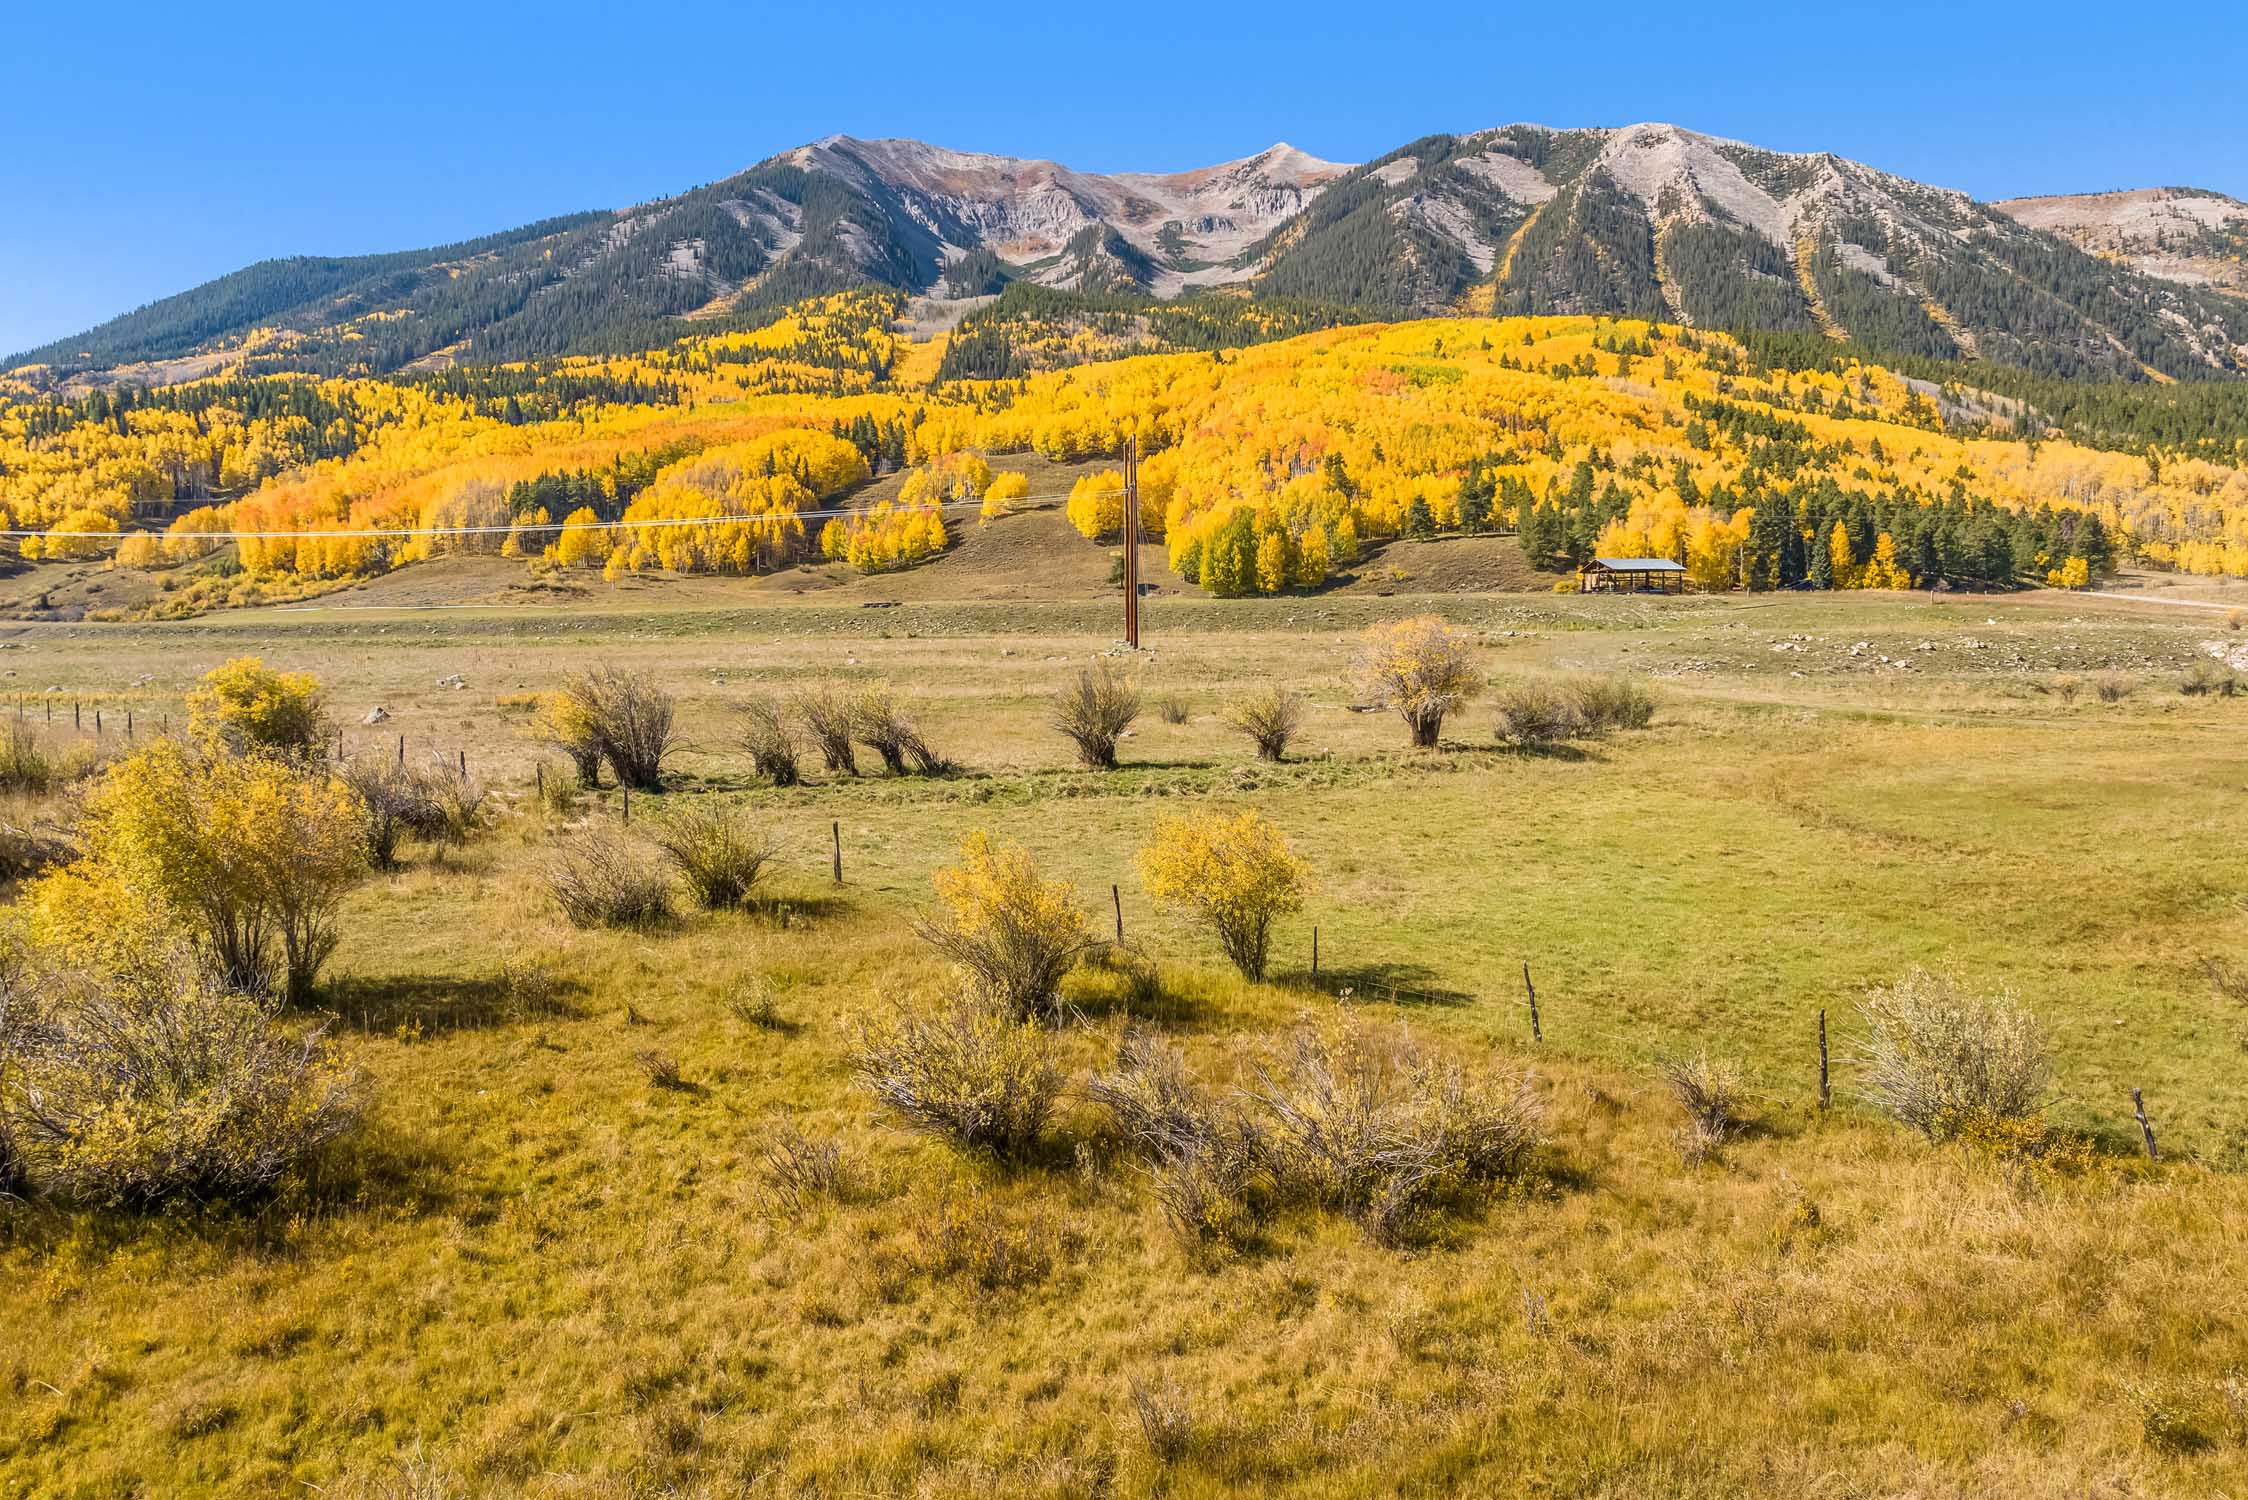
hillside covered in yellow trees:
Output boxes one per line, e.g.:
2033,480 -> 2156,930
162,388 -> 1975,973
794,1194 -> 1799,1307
5,287 -> 2248,614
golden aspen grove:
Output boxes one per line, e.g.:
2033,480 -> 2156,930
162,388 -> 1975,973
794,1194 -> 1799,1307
5,288 -> 2247,615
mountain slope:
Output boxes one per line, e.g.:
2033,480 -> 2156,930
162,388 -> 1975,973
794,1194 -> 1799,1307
13,125 -> 2248,385
1259,124 -> 2248,380
1994,187 -> 2248,298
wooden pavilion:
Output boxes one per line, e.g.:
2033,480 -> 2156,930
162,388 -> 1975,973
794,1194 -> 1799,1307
1578,557 -> 1687,594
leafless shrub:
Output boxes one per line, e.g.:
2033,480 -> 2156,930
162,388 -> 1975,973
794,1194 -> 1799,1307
1156,695 -> 1190,726
0,952 -> 361,1205
2203,957 -> 2248,1006
739,698 -> 801,787
634,1048 -> 683,1089
2094,673 -> 2134,703
1087,1029 -> 1268,1251
1493,681 -> 1586,749
1051,661 -> 1141,769
650,803 -> 773,910
1859,969 -> 2050,1137
2051,674 -> 2083,704
1567,674 -> 1657,731
1250,1021 -> 1542,1247
0,723 -> 69,796
558,668 -> 678,789
1129,1377 -> 1197,1462
542,828 -> 672,929
853,685 -> 949,775
0,802 -> 73,884
1225,686 -> 1304,762
760,1123 -> 846,1214
853,993 -> 1060,1159
792,682 -> 858,776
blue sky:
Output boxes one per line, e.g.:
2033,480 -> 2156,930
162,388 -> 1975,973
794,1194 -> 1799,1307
4,0 -> 2244,359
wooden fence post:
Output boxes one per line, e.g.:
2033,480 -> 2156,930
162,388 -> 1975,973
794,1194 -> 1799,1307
94,710 -> 102,735
1522,960 -> 1542,1043
458,749 -> 467,777
535,762 -> 546,802
831,820 -> 842,884
125,710 -> 133,740
1311,925 -> 1319,984
73,701 -> 80,729
1818,1008 -> 1831,1110
1112,883 -> 1123,944
396,734 -> 405,764
2133,1089 -> 2159,1161
620,783 -> 630,824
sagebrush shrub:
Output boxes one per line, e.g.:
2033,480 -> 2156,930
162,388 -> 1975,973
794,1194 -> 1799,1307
760,1123 -> 846,1214
1051,662 -> 1141,769
915,833 -> 1092,1022
1858,969 -> 2050,1137
2094,673 -> 2134,703
1493,682 -> 1585,748
2179,658 -> 2239,697
1660,1050 -> 1747,1162
341,756 -> 428,869
853,993 -> 1060,1158
1225,687 -> 1304,762
1156,696 -> 1190,726
651,803 -> 773,910
1568,674 -> 1657,731
0,723 -> 74,796
740,698 -> 801,787
0,954 -> 361,1205
1087,1029 -> 1268,1250
542,828 -> 672,928
1250,1021 -> 1542,1246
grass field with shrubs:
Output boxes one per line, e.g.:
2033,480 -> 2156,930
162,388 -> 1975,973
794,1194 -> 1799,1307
4,579 -> 2248,1496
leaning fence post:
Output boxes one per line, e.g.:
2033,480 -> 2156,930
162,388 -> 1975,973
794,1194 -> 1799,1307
1818,1008 -> 1831,1109
2133,1089 -> 2159,1161
1522,960 -> 1542,1043
458,749 -> 467,777
1112,883 -> 1123,944
831,820 -> 842,884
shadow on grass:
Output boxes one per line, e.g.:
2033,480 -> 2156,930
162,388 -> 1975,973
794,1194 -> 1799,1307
323,970 -> 588,1037
1281,961 -> 1477,1008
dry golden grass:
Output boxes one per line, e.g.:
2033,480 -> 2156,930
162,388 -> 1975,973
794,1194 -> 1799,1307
4,583 -> 2248,1494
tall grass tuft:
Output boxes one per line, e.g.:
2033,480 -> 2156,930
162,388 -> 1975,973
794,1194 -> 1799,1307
740,698 -> 801,787
792,682 -> 858,776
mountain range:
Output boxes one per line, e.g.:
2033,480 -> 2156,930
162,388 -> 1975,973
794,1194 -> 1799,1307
13,124 -> 2248,387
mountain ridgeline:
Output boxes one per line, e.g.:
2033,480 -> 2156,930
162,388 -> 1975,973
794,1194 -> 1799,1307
14,125 -> 2248,386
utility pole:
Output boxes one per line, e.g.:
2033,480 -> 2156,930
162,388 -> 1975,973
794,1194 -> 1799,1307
1122,434 -> 1141,650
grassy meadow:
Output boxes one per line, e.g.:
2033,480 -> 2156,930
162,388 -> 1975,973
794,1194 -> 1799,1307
6,567 -> 2248,1496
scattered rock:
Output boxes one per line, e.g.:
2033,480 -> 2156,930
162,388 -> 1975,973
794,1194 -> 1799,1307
436,673 -> 466,689
363,707 -> 390,724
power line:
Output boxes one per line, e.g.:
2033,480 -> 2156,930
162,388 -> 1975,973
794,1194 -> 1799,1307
9,487 -> 1124,545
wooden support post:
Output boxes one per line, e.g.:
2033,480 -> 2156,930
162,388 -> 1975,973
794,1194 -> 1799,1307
830,820 -> 842,884
94,710 -> 102,735
535,762 -> 546,801
620,783 -> 630,823
44,699 -> 50,722
458,749 -> 467,777
125,710 -> 133,740
73,701 -> 80,730
2133,1088 -> 2159,1161
1818,1008 -> 1831,1110
397,734 -> 405,764
1311,925 -> 1319,983
1121,434 -> 1141,650
1522,960 -> 1542,1043
1112,883 -> 1124,944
